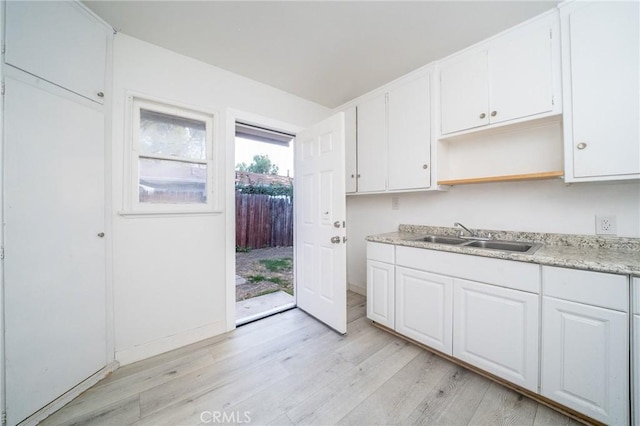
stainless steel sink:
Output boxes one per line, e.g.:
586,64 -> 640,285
405,234 -> 541,254
464,240 -> 541,254
408,235 -> 467,245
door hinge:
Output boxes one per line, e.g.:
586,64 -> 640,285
1,40 -> 5,54
1,247 -> 5,260
551,95 -> 555,106
1,82 -> 5,96
2,410 -> 6,425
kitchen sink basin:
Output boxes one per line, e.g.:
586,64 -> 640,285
405,234 -> 541,254
465,240 -> 541,254
408,235 -> 467,245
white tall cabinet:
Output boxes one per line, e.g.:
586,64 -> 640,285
560,1 -> 640,181
3,2 -> 111,424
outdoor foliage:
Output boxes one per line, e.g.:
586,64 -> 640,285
236,154 -> 279,175
235,181 -> 293,198
259,257 -> 293,272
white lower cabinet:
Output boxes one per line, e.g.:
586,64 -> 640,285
453,278 -> 539,391
366,259 -> 395,329
541,266 -> 629,425
395,267 -> 452,355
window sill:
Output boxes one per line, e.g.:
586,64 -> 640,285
118,210 -> 223,218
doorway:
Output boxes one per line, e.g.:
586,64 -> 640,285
234,122 -> 296,325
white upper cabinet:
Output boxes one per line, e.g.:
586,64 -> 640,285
5,1 -> 109,104
387,74 -> 431,191
488,25 -> 554,125
440,51 -> 489,134
356,94 -> 387,192
344,106 -> 358,193
439,12 -> 559,136
351,72 -> 432,194
561,1 -> 640,181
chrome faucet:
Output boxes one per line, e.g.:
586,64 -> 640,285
454,222 -> 475,238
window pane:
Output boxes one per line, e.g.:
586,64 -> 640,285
139,158 -> 207,204
140,109 -> 206,160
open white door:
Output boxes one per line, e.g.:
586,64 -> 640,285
295,113 -> 347,334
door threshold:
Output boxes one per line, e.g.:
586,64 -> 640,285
236,302 -> 297,327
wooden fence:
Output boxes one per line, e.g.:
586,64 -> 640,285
235,192 -> 293,249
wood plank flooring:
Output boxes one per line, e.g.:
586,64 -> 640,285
42,292 -> 580,426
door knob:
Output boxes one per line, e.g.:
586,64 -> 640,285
330,236 -> 341,244
333,221 -> 341,228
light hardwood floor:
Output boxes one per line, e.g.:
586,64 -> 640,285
42,292 -> 580,426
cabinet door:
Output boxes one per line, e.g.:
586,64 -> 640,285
453,279 -> 539,391
541,297 -> 629,425
356,94 -> 387,192
366,260 -> 394,328
387,75 -> 431,190
439,51 -> 489,134
634,314 -> 640,426
567,1 -> 639,179
4,77 -> 107,425
488,25 -> 553,124
5,1 -> 108,104
344,106 -> 358,193
396,267 -> 452,355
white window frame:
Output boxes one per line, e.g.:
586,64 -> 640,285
125,95 -> 217,214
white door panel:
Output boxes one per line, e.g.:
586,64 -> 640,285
366,260 -> 394,329
396,268 -> 452,355
453,278 -> 539,391
4,77 -> 107,424
541,297 -> 628,424
295,113 -> 347,334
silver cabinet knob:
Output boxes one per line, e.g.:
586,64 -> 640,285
97,232 -> 105,238
479,113 -> 486,119
97,92 -> 104,98
357,174 -> 361,178
491,111 -> 497,117
350,174 -> 355,178
422,164 -> 428,170
577,142 -> 588,150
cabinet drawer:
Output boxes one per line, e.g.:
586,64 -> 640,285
542,266 -> 628,312
396,246 -> 540,293
367,242 -> 395,263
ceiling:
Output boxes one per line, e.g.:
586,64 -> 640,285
84,1 -> 559,109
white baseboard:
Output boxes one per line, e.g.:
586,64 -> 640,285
19,361 -> 120,426
115,320 -> 225,366
348,283 -> 366,296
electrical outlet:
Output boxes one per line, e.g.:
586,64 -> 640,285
391,197 -> 400,210
595,215 -> 617,235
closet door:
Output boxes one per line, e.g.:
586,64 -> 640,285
4,77 -> 107,425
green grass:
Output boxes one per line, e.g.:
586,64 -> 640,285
255,289 -> 279,297
259,257 -> 292,272
247,274 -> 267,283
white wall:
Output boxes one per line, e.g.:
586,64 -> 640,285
111,34 -> 329,364
347,179 -> 640,294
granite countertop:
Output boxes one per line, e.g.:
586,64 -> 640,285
366,224 -> 640,276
